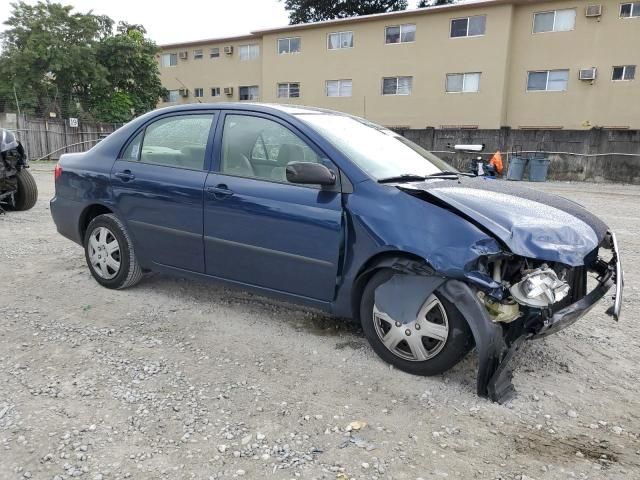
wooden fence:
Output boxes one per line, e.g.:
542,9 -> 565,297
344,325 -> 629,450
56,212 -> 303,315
0,113 -> 122,160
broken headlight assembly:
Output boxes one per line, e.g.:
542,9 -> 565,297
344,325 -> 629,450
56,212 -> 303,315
509,265 -> 570,308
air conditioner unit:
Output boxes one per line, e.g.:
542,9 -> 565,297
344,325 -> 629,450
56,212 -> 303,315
585,4 -> 602,17
223,87 -> 234,96
179,51 -> 188,60
179,88 -> 189,97
224,46 -> 234,55
579,68 -> 597,81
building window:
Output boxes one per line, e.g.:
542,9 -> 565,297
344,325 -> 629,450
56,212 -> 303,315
385,24 -> 416,44
326,79 -> 352,97
239,85 -> 259,101
450,15 -> 486,37
211,87 -> 221,97
194,88 -> 204,98
382,76 -> 413,95
277,82 -> 300,98
527,69 -> 569,91
533,9 -> 576,33
620,2 -> 640,17
327,31 -> 354,49
210,47 -> 220,58
278,37 -> 301,54
239,44 -> 260,60
160,53 -> 177,67
612,65 -> 636,80
446,73 -> 481,92
194,49 -> 203,60
164,90 -> 179,102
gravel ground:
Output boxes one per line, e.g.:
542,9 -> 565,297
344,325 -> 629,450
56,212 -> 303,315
1,164 -> 639,480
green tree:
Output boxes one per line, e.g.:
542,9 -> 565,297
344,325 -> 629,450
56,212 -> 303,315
281,0 -> 408,25
417,0 -> 456,7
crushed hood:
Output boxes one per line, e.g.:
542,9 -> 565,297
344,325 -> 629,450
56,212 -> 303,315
399,177 -> 609,266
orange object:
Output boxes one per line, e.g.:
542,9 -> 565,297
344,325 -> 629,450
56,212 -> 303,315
489,150 -> 504,175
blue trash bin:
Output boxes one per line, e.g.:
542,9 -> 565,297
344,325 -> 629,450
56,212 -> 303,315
506,156 -> 527,181
528,155 -> 551,182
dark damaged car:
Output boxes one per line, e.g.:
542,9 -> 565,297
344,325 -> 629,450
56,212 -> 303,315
1,128 -> 38,212
50,104 -> 623,401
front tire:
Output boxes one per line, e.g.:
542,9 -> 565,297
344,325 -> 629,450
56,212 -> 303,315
13,169 -> 38,211
360,269 -> 474,376
84,214 -> 143,289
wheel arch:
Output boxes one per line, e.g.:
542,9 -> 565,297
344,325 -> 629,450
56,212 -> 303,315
79,203 -> 113,241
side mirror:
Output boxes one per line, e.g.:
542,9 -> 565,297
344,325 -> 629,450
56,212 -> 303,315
286,162 -> 336,186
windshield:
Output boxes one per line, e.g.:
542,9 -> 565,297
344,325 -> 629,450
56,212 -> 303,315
298,114 -> 455,180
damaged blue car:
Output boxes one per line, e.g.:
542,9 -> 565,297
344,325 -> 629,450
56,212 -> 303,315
50,104 -> 623,402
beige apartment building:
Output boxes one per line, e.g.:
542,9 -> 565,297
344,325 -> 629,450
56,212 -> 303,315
157,0 -> 640,130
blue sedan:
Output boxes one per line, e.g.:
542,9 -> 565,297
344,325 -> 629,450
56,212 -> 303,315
50,104 -> 623,402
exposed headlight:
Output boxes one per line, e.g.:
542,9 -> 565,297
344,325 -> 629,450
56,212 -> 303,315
510,266 -> 570,308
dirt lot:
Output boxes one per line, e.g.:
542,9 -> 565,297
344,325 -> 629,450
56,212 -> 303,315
1,164 -> 639,480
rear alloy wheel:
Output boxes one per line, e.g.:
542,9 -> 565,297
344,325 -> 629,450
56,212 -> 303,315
13,169 -> 38,211
360,269 -> 474,376
84,214 -> 143,289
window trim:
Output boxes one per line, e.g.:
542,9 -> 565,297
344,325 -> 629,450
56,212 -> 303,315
277,82 -> 301,99
381,76 -> 413,96
239,43 -> 260,61
532,8 -> 577,34
193,49 -> 203,60
450,15 -> 487,38
620,2 -> 640,17
526,69 -> 570,92
211,87 -> 221,97
238,85 -> 260,101
194,87 -> 204,98
210,47 -> 220,58
327,30 -> 354,50
445,72 -> 481,93
612,65 -> 636,81
277,36 -> 302,55
325,79 -> 353,97
161,53 -> 178,68
384,24 -> 416,44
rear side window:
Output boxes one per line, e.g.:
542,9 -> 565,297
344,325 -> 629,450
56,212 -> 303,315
121,131 -> 143,161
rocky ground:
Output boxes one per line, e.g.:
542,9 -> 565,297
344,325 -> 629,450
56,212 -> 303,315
1,164 -> 638,480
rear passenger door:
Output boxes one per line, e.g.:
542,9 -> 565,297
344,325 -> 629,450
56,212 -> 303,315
111,113 -> 216,273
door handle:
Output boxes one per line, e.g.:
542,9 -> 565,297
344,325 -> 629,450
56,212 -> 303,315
114,170 -> 135,181
206,184 -> 234,199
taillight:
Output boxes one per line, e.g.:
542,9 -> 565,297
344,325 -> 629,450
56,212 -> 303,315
54,163 -> 62,181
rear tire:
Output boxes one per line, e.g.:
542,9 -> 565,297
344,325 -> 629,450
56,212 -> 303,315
360,269 -> 474,376
84,214 -> 143,289
13,169 -> 38,211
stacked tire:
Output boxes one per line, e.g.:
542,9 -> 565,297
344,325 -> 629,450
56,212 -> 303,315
13,169 -> 38,211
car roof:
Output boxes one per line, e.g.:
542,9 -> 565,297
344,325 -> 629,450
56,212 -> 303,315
153,102 -> 345,117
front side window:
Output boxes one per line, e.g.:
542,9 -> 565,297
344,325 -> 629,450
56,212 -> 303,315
137,114 -> 214,170
211,87 -> 221,96
194,49 -> 203,60
221,115 -> 320,183
527,69 -> 569,91
239,85 -> 259,101
277,82 -> 300,98
326,79 -> 352,97
239,44 -> 260,60
210,47 -> 220,58
612,65 -> 636,80
385,24 -> 416,44
450,15 -> 486,37
278,37 -> 301,54
533,9 -> 576,32
161,53 -> 177,67
620,2 -> 640,17
328,31 -> 354,49
446,72 -> 481,92
299,114 -> 453,180
194,88 -> 204,98
382,76 -> 413,95
164,90 -> 179,102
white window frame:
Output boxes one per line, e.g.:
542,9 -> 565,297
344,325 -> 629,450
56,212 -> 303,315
161,53 -> 177,68
382,76 -> 413,95
210,47 -> 220,58
384,24 -> 416,44
211,87 -> 221,97
194,87 -> 204,98
532,9 -> 576,33
325,79 -> 353,97
277,82 -> 301,98
165,90 -> 179,102
450,15 -> 487,38
193,49 -> 203,60
239,44 -> 260,61
277,37 -> 301,55
526,69 -> 570,92
239,85 -> 260,101
445,72 -> 481,93
327,31 -> 354,49
612,65 -> 636,81
620,2 -> 640,17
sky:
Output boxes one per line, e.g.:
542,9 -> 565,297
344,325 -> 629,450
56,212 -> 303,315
0,0 -> 427,45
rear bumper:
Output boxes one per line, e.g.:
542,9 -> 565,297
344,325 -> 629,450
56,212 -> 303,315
50,195 -> 84,245
533,230 -> 623,338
